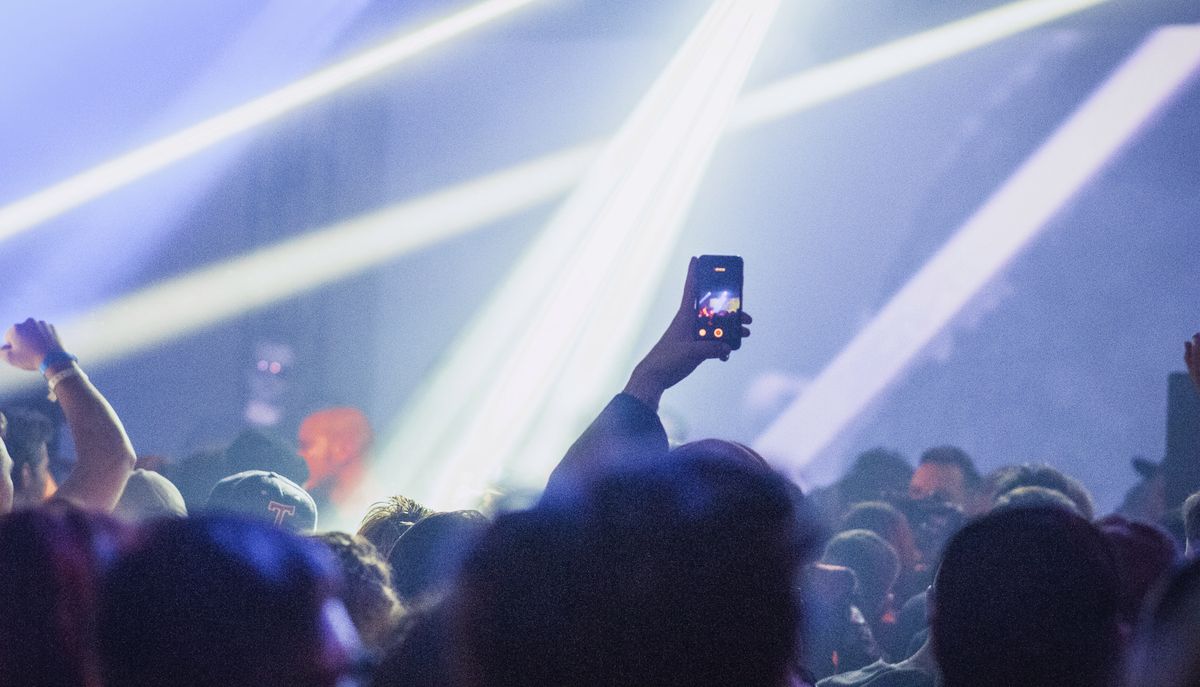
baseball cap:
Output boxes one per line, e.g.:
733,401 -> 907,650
206,470 -> 318,532
114,469 -> 188,522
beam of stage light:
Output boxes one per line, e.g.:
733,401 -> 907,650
753,25 -> 1200,487
0,0 -> 543,243
346,0 -> 782,515
728,0 -> 1115,130
0,0 -> 1113,399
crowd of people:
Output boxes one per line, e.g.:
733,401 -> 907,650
2,259 -> 1200,687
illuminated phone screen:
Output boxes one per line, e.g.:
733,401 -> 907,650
694,255 -> 743,349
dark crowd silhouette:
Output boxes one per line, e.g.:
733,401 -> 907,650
2,260 -> 1200,687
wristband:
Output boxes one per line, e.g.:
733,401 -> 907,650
39,351 -> 78,376
46,365 -> 86,403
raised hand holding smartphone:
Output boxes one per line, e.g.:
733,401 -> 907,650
623,256 -> 751,411
693,255 -> 744,350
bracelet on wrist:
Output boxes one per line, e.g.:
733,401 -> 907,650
39,351 -> 79,376
46,364 -> 86,403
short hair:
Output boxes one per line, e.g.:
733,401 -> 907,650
388,510 -> 489,604
225,429 -> 308,486
1183,491 -> 1200,545
842,501 -> 909,542
456,456 -> 809,687
98,516 -> 347,687
169,448 -> 229,513
674,439 -> 826,562
357,495 -> 435,558
670,438 -> 771,471
991,464 -> 1095,520
840,448 -> 912,505
919,446 -> 981,489
992,485 -> 1081,516
932,508 -> 1121,687
822,529 -> 900,614
2,407 -> 53,479
310,532 -> 403,651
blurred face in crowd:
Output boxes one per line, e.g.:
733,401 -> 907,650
910,462 -> 967,507
298,408 -> 371,490
14,442 -> 51,507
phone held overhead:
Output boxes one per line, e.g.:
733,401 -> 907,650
693,255 -> 743,351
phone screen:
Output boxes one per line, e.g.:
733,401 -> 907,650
694,255 -> 744,350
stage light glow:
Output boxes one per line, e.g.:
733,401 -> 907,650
728,0 -> 1115,131
752,26 -> 1200,486
0,0 -> 543,243
0,0 -> 1116,400
344,0 -> 782,516
7,147 -> 594,377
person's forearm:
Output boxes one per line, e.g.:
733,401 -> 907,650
47,361 -> 136,511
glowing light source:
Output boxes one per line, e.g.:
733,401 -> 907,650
753,25 -> 1200,486
0,0 -> 543,243
0,0 -> 1118,399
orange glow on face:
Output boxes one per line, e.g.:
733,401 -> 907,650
298,408 -> 373,495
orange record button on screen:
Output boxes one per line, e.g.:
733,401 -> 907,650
713,328 -> 724,338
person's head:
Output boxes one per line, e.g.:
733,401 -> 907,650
990,463 -> 1095,520
991,485 -> 1081,515
0,506 -> 127,687
298,408 -> 372,489
225,429 -> 309,486
98,516 -> 360,687
388,510 -> 490,605
357,494 -> 435,558
839,448 -> 912,508
673,439 -> 826,560
670,438 -> 771,471
1183,490 -> 1200,558
841,500 -> 919,571
821,529 -> 900,619
1127,557 -> 1200,687
169,447 -> 229,513
931,507 -> 1122,687
455,456 -> 812,687
310,532 -> 403,652
1096,514 -> 1178,626
910,445 -> 980,508
3,407 -> 54,508
206,470 -> 318,532
112,469 -> 187,523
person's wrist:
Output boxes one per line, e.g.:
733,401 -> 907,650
39,350 -> 77,377
623,365 -> 666,411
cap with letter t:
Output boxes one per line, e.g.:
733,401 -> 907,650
206,470 -> 318,532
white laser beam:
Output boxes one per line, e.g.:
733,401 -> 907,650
0,0 -> 544,242
752,25 -> 1200,486
0,0 -> 1116,400
351,0 -> 781,515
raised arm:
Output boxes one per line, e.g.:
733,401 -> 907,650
546,258 -> 751,497
2,319 -> 135,511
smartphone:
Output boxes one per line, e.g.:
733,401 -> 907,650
693,255 -> 744,350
